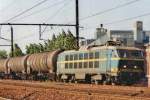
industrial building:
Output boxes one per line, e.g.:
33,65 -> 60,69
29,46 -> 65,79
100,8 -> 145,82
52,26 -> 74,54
80,21 -> 150,47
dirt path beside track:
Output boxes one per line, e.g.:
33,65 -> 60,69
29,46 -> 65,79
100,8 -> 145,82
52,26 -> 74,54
0,80 -> 150,100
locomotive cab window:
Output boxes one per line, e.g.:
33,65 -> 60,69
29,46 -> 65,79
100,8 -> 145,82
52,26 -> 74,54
130,50 -> 144,58
117,50 -> 129,58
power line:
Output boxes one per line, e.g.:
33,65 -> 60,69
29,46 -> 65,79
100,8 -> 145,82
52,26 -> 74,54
17,0 -> 71,41
3,0 -> 73,42
79,0 -> 141,21
0,0 -> 65,34
80,11 -> 150,31
41,0 -> 71,34
44,0 -> 71,22
12,0 -> 67,22
5,0 -> 49,22
0,0 -> 50,42
104,12 -> 150,25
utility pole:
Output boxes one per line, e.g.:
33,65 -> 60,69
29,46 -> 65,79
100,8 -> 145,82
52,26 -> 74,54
10,26 -> 14,57
39,25 -> 42,40
75,0 -> 79,48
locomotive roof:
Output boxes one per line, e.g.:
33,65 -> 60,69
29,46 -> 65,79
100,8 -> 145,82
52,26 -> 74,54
90,46 -> 143,51
61,46 -> 143,54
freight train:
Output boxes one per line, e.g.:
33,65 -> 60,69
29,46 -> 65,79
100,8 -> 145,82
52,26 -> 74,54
0,44 -> 145,85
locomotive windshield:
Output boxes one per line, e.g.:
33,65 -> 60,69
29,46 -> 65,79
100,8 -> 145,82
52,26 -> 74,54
117,49 -> 144,58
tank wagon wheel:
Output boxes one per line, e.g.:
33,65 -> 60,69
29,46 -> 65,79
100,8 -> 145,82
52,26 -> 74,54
62,79 -> 67,83
75,80 -> 78,84
94,80 -> 99,85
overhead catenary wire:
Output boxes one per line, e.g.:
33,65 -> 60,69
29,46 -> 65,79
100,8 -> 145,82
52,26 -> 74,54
12,0 -> 67,22
44,0 -> 71,22
41,0 -> 72,34
0,0 -> 66,35
104,12 -> 150,25
80,11 -> 150,31
15,0 -> 72,41
5,0 -> 49,22
79,0 -> 141,21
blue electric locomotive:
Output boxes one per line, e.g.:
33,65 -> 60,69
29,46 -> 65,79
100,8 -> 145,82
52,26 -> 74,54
57,45 -> 145,84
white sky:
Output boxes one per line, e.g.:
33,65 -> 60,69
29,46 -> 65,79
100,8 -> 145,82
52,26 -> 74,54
0,0 -> 150,53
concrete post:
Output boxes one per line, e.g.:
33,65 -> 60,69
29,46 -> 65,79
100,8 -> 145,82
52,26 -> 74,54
148,76 -> 150,87
146,47 -> 150,87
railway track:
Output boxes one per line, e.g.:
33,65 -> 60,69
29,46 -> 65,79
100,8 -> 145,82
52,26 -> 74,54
0,80 -> 150,99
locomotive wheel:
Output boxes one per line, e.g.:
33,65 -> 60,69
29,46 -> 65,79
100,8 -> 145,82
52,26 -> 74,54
103,81 -> 107,85
111,82 -> 116,86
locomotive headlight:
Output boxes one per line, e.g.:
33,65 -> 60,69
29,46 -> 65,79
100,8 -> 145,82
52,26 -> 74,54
134,66 -> 137,69
123,65 -> 127,68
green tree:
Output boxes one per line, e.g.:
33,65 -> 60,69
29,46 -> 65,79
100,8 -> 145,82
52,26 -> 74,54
52,34 -> 56,40
10,43 -> 24,57
25,29 -> 78,54
64,29 -> 78,50
47,39 -> 54,51
39,43 -> 44,52
55,30 -> 66,49
46,34 -> 56,51
25,45 -> 30,54
0,50 -> 8,59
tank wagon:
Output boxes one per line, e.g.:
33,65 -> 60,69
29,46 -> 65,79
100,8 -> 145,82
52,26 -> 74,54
57,46 -> 145,84
0,59 -> 9,78
0,45 -> 145,85
26,50 -> 61,80
0,50 -> 61,80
